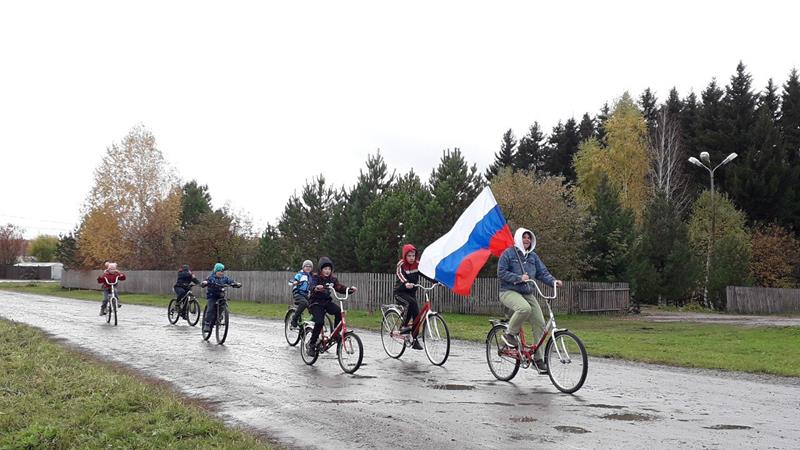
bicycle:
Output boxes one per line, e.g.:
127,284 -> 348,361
380,283 -> 451,366
201,281 -> 241,344
102,276 -> 121,326
168,283 -> 201,326
299,284 -> 364,374
283,280 -> 334,346
485,282 -> 588,394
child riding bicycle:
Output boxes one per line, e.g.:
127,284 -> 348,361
497,228 -> 563,372
394,243 -> 433,350
97,262 -> 125,316
201,263 -> 241,333
289,259 -> 314,329
305,256 -> 356,356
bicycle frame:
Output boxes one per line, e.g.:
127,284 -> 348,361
311,284 -> 354,352
503,282 -> 570,365
103,276 -> 120,308
407,283 -> 440,339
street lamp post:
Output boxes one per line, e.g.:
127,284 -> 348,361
688,151 -> 737,309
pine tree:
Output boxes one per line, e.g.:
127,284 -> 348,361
180,181 -> 212,229
779,69 -> 800,230
513,122 -> 546,173
629,194 -> 697,305
578,113 -> 595,143
544,118 -> 580,183
323,151 -> 394,271
596,102 -> 611,144
639,87 -> 659,131
781,68 -> 800,164
680,91 -> 703,193
277,175 -> 340,268
253,225 -> 284,270
583,175 -> 635,281
721,62 -> 757,194
485,129 -> 517,181
665,87 -> 683,118
426,148 -> 483,244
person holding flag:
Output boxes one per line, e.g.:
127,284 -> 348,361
497,227 -> 563,373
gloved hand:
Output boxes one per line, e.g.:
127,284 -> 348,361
200,281 -> 208,288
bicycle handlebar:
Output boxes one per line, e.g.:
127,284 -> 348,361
412,282 -> 441,291
102,276 -> 121,285
525,279 -> 558,299
322,283 -> 356,301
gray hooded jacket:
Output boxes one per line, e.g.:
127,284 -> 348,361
497,227 -> 556,294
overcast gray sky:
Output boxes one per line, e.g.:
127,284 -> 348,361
2,0 -> 798,238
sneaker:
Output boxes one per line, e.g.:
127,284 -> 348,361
503,333 -> 519,348
290,320 -> 299,330
399,326 -> 412,334
534,358 -> 549,374
411,339 -> 423,350
99,307 -> 107,316
306,341 -> 317,357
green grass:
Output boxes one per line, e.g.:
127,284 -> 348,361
0,318 -> 273,450
2,283 -> 800,377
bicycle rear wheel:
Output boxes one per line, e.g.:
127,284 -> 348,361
380,309 -> 406,359
284,308 -> 301,346
337,331 -> 364,374
168,299 -> 180,324
421,313 -> 450,366
545,330 -> 588,394
216,304 -> 229,344
486,325 -> 520,381
201,304 -> 212,341
186,298 -> 200,326
300,325 -> 319,365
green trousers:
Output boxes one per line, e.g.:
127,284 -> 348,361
499,290 -> 546,359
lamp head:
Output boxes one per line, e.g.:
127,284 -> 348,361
700,152 -> 711,164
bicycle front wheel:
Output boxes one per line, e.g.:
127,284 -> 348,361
111,300 -> 117,326
485,325 -> 520,381
284,308 -> 301,346
421,313 -> 450,366
186,299 -> 200,326
201,304 -> 212,341
337,331 -> 364,374
168,299 -> 180,325
545,330 -> 588,394
380,309 -> 406,359
300,326 -> 319,365
216,304 -> 229,344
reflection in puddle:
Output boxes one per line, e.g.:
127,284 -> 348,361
602,413 -> 655,421
554,425 -> 591,434
430,384 -> 475,391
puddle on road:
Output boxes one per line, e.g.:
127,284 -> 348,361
429,384 -> 475,391
321,399 -> 359,404
350,375 -> 377,379
585,404 -> 626,409
554,425 -> 591,434
510,416 -> 537,423
602,412 -> 655,421
704,424 -> 752,430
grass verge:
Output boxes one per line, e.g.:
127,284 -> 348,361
0,318 -> 273,449
2,283 -> 799,377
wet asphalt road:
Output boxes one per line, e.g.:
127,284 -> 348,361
2,290 -> 799,449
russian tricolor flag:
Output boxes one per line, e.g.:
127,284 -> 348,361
419,186 -> 514,296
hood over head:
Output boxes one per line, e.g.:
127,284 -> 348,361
514,227 -> 536,255
402,244 -> 417,261
318,256 -> 334,272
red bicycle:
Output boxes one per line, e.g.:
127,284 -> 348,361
485,282 -> 588,394
299,284 -> 364,374
380,283 -> 451,366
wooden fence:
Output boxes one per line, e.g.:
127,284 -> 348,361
62,270 -> 629,315
726,286 -> 800,314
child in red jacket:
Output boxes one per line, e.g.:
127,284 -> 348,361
97,262 -> 126,315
